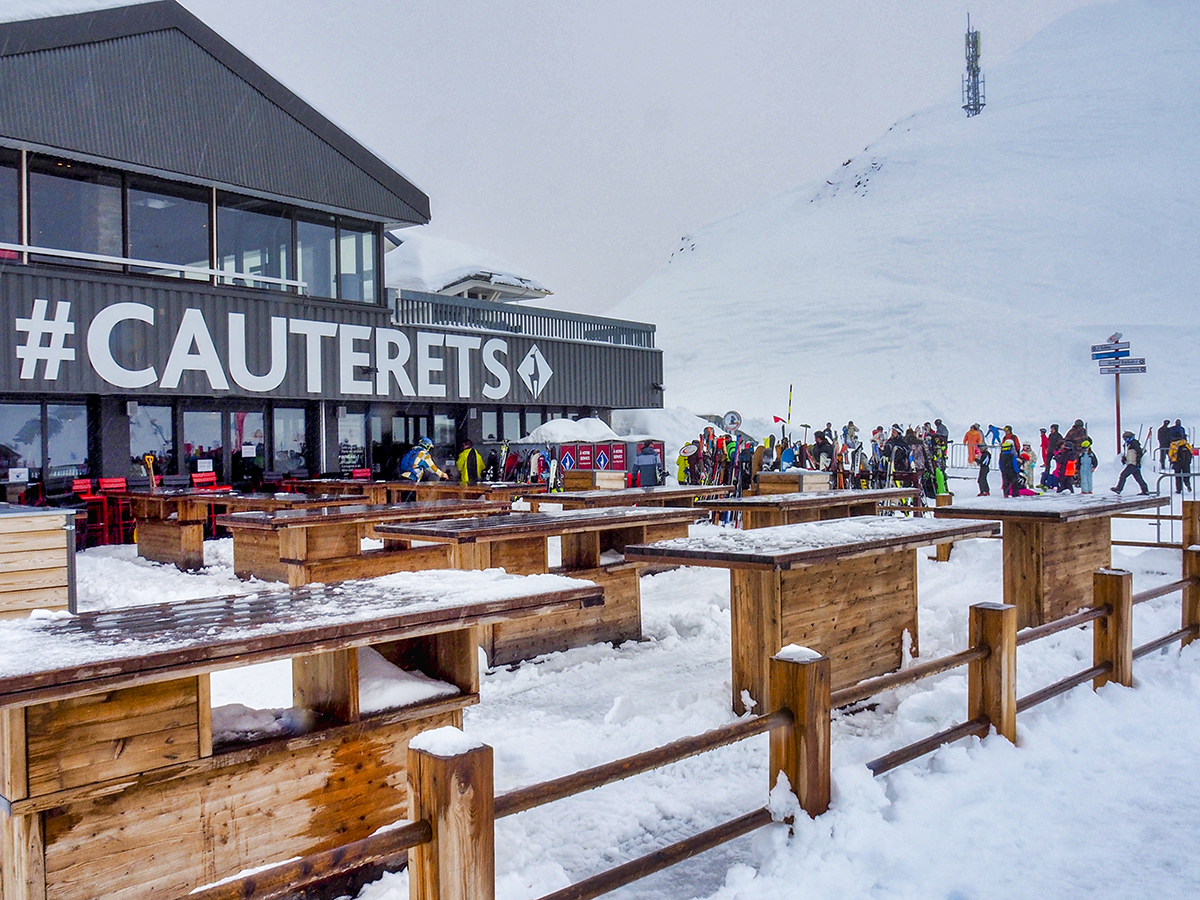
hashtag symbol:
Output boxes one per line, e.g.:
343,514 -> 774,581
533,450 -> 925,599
16,299 -> 76,380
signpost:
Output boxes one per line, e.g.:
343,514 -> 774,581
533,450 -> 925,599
1093,334 -> 1146,454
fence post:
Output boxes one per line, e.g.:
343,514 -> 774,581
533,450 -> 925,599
768,649 -> 830,818
935,494 -> 953,561
967,603 -> 1017,743
408,729 -> 495,900
1092,569 -> 1133,688
1183,501 -> 1200,647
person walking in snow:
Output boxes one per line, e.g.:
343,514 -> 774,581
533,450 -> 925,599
1039,428 -> 1050,473
964,424 -> 983,465
999,439 -> 1021,497
1111,432 -> 1150,495
1078,438 -> 1098,494
977,443 -> 992,495
1158,419 -> 1174,469
1046,425 -> 1063,475
1169,434 -> 1193,493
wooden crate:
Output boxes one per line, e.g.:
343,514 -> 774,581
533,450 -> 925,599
563,470 -> 627,491
0,507 -> 74,618
756,470 -> 830,494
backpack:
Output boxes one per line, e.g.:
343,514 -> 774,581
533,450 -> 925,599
1170,439 -> 1192,464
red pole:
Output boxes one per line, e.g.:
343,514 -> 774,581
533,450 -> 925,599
1114,372 -> 1122,455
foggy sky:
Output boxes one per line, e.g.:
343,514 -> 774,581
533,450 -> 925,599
6,0 -> 1103,311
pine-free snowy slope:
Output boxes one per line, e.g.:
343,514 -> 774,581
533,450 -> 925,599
612,0 -> 1200,436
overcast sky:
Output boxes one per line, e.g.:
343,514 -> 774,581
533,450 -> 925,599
8,0 -> 1103,311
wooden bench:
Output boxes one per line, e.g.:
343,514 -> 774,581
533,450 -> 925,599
697,487 -> 921,529
528,484 -> 733,512
377,506 -> 706,665
217,499 -> 511,588
117,489 -> 369,570
624,515 -> 1000,714
0,570 -> 601,900
756,469 -> 831,494
934,493 -> 1170,628
0,504 -> 76,618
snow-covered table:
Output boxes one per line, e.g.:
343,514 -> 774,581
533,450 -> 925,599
0,569 -> 601,900
377,506 -> 707,664
528,483 -> 733,512
697,487 -> 921,529
624,516 -> 1000,713
934,493 -> 1169,628
215,498 -> 511,587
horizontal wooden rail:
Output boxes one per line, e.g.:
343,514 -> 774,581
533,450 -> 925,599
1133,625 -> 1199,660
1114,513 -> 1182,521
1016,663 -> 1111,714
1132,577 -> 1198,606
866,716 -> 990,776
1113,540 -> 1183,550
532,807 -> 773,900
1016,605 -> 1110,647
495,710 -> 791,819
831,646 -> 989,708
187,818 -> 432,900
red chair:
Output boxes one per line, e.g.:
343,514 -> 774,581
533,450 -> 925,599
97,477 -> 132,544
192,471 -> 232,537
72,478 -> 108,547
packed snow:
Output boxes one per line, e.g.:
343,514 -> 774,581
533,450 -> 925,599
519,416 -> 628,445
358,646 -> 460,715
609,0 -> 1200,447
385,229 -> 549,298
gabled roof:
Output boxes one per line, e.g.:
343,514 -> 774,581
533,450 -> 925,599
0,0 -> 429,224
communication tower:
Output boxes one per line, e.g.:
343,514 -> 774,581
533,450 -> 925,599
962,15 -> 985,117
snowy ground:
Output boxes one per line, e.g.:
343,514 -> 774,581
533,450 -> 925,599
68,507 -> 1200,900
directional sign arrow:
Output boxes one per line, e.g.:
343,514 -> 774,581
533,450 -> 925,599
1092,350 -> 1131,360
1091,342 -> 1131,352
1099,366 -> 1146,374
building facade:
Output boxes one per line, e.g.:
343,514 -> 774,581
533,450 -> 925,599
0,1 -> 662,494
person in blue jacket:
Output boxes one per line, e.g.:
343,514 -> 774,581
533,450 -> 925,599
400,437 -> 449,482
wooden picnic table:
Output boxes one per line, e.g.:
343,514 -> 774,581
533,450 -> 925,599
697,487 -> 921,529
401,480 -> 544,502
528,484 -> 733,512
216,499 -> 512,588
116,489 -> 368,571
624,515 -> 1000,714
933,493 -> 1170,628
0,569 -> 601,900
377,506 -> 706,665
281,477 -> 407,505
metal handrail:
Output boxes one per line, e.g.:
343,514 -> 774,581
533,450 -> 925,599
0,241 -> 308,290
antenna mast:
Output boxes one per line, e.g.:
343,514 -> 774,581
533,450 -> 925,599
962,14 -> 986,117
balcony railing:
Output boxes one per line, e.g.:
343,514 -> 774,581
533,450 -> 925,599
394,289 -> 656,348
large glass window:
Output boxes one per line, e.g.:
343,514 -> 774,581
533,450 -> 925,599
339,220 -> 376,302
217,194 -> 290,290
232,411 -> 265,485
337,413 -> 366,472
0,403 -> 42,479
297,213 -> 336,299
28,156 -> 122,267
273,407 -> 307,475
183,410 -> 223,474
127,176 -> 210,280
525,411 -> 543,436
433,414 -> 456,449
130,405 -> 174,476
480,411 -> 498,442
0,150 -> 17,260
502,411 -> 521,440
46,404 -> 88,479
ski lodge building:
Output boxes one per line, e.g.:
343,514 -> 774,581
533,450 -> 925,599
0,0 -> 661,497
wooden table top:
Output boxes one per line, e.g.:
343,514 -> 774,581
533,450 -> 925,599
115,489 -> 367,510
376,505 -> 706,544
537,485 -> 733,507
697,487 -> 919,511
623,515 -> 1000,571
0,570 -> 603,708
215,499 -> 511,531
933,493 -> 1169,523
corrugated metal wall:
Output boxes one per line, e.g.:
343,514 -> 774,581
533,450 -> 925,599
0,28 -> 424,223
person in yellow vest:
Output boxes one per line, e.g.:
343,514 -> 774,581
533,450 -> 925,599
456,439 -> 485,484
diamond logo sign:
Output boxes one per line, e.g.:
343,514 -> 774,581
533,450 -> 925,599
517,344 -> 553,399
561,449 -> 576,470
596,450 -> 610,470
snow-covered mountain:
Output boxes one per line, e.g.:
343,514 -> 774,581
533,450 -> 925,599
612,0 -> 1200,446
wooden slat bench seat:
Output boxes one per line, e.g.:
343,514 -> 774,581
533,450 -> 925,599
378,506 -> 707,665
697,487 -> 922,529
216,499 -> 512,588
624,515 -> 1000,713
0,570 -> 602,900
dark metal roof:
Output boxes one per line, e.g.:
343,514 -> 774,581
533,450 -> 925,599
0,1 -> 430,225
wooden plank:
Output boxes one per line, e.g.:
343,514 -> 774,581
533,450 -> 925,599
1,811 -> 46,900
561,531 -> 601,570
1,705 -> 27,801
40,711 -> 461,900
488,536 -> 548,576
768,653 -> 830,817
0,586 -> 69,616
289,545 -> 455,588
968,603 -> 1017,742
136,519 -> 204,570
1093,570 -> 1133,689
0,531 -> 67,555
0,549 -> 68,576
1003,520 -> 1043,629
196,674 -> 212,759
1041,517 -> 1110,624
230,529 -> 289,583
293,649 -> 360,724
730,568 -> 782,715
0,515 -> 69,534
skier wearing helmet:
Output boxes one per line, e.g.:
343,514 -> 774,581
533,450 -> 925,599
999,439 -> 1021,497
399,437 -> 449,482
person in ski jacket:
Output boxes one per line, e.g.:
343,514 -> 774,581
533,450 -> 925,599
1046,425 -> 1063,468
1020,443 -> 1037,492
1170,436 -> 1193,493
1158,419 -> 1174,469
456,440 -> 485,484
1111,432 -> 1150,494
999,439 -> 1021,497
964,424 -> 983,465
400,438 -> 449,482
1078,438 -> 1098,494
1039,428 -> 1049,470
676,442 -> 698,485
1002,425 -> 1021,455
976,444 -> 991,495
1064,420 -> 1089,453
934,418 -> 950,440
986,424 -> 1001,445
635,441 -> 662,487
1054,441 -> 1076,493
812,431 -> 835,470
